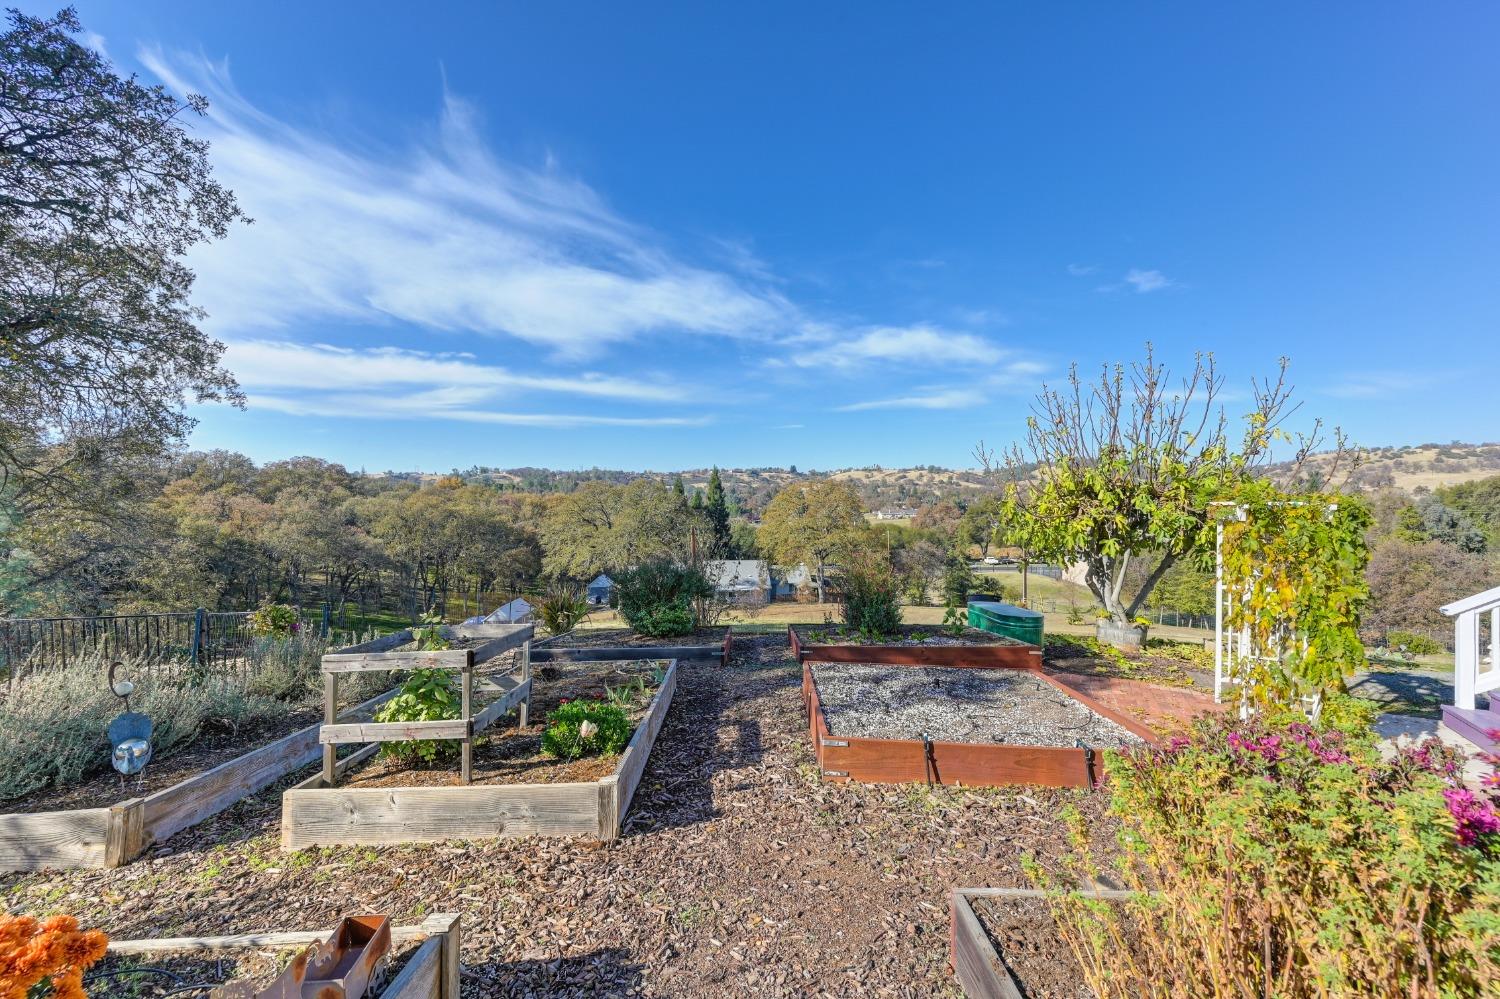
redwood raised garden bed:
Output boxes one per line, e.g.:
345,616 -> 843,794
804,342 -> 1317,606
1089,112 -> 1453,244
790,624 -> 1041,669
803,660 -> 1156,788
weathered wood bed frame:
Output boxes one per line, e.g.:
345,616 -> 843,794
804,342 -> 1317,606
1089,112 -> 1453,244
280,653 -> 679,847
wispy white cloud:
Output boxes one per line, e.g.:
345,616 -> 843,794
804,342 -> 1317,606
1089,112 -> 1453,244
782,324 -> 1003,370
248,391 -> 707,428
831,361 -> 1045,412
836,388 -> 986,412
1066,263 -> 1098,277
1123,268 -> 1172,293
141,50 -> 792,361
226,339 -> 683,401
1324,372 -> 1436,399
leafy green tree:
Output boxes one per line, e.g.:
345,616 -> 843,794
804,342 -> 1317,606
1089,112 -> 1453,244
1436,474 -> 1500,548
0,9 -> 244,609
994,348 -> 1311,630
954,496 -> 1004,557
0,8 -> 244,489
541,479 -> 705,579
757,480 -> 866,602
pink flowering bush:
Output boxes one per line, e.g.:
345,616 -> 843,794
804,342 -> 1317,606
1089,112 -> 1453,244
1036,696 -> 1500,998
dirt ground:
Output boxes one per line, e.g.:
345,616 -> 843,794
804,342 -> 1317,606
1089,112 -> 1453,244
3,632 -> 1127,998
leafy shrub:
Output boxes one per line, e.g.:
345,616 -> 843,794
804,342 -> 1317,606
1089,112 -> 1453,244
0,652 -> 281,802
1386,630 -> 1445,656
243,632 -> 331,700
373,668 -> 460,764
614,560 -> 712,637
1036,700 -> 1500,998
537,589 -> 590,636
836,549 -> 904,637
541,700 -> 631,759
248,602 -> 301,639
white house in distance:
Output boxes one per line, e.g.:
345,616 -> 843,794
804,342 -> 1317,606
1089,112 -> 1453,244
704,560 -> 811,604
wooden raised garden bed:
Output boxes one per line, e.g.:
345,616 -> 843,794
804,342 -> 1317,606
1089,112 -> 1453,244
0,628 -> 430,873
950,887 -> 1130,999
281,650 -> 679,847
532,626 -> 732,667
803,660 -> 1157,788
789,624 -> 1041,669
100,912 -> 462,999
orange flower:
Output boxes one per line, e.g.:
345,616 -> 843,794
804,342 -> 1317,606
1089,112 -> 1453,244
0,914 -> 108,999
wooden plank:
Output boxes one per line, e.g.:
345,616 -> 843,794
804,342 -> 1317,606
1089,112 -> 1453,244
790,625 -> 1041,669
281,782 -> 603,848
321,649 -> 473,673
472,678 -> 530,734
822,732 -> 1091,788
288,742 -> 382,793
104,799 -> 145,868
1040,673 -> 1161,745
382,935 -> 441,999
951,890 -> 1023,999
420,913 -> 461,999
467,630 -> 535,663
145,686 -> 398,844
610,659 -> 678,828
460,667 -> 472,784
447,622 -> 534,642
106,923 -> 435,955
0,807 -> 113,871
320,719 -> 471,744
323,671 -> 338,785
530,645 -> 717,663
336,629 -> 414,655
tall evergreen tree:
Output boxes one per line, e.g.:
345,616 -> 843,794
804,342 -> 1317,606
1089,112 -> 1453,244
705,467 -> 732,555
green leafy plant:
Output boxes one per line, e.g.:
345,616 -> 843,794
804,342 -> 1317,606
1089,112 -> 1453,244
1219,481 -> 1372,707
941,599 -> 967,638
373,667 -> 459,764
410,611 -> 450,651
1034,700 -> 1500,998
541,700 -> 631,759
614,560 -> 712,637
835,549 -> 903,637
1384,630 -> 1444,657
248,602 -> 301,639
536,589 -> 590,636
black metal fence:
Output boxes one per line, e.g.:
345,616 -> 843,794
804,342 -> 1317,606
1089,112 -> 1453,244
0,606 -> 333,683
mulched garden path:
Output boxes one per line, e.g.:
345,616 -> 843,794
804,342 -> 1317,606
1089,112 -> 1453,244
2,632 -> 1118,999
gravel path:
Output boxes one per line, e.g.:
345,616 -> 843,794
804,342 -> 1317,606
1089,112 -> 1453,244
2,633 -> 1119,998
813,663 -> 1143,748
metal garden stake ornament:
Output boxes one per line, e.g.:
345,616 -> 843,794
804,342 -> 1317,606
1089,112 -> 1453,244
107,660 -> 153,785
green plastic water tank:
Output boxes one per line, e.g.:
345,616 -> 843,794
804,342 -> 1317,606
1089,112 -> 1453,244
967,600 -> 1044,646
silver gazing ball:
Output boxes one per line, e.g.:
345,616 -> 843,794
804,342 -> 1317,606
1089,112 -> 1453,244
112,737 -> 152,775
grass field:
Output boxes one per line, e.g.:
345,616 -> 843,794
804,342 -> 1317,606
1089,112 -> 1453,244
573,600 -> 1218,644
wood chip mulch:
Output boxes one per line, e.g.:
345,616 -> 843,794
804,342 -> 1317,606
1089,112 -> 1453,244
3,633 -> 1120,999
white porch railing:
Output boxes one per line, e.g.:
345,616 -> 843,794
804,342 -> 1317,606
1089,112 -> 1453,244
1441,584 -> 1500,710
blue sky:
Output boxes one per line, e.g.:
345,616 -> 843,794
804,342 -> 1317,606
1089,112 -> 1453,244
39,2 -> 1500,472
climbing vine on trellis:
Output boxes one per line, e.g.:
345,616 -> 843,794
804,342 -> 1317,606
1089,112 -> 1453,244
1219,481 -> 1371,707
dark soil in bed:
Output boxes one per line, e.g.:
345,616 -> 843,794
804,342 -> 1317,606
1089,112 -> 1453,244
2,707 -> 322,815
970,894 -> 1093,998
340,659 -> 667,789
550,627 -> 729,648
796,623 -> 1029,647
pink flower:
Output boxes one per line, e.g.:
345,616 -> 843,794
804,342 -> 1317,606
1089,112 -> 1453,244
1443,788 -> 1500,847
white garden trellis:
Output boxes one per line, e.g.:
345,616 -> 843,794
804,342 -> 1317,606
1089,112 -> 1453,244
1212,501 -> 1331,718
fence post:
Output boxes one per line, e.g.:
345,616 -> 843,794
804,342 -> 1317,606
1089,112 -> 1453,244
190,608 -> 205,667
321,602 -> 331,639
